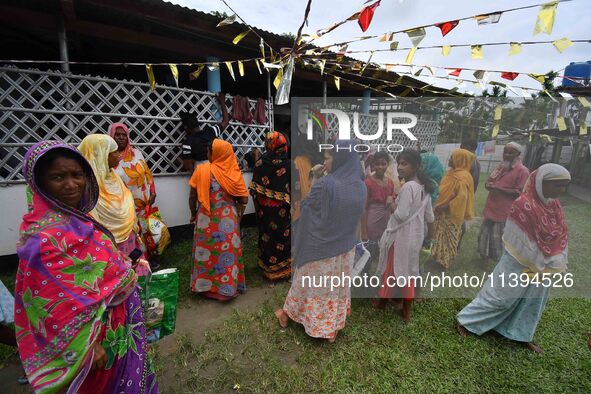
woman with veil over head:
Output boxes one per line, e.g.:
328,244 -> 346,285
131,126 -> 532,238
274,141 -> 367,343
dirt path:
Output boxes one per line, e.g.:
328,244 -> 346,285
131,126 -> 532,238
155,285 -> 285,357
0,284 -> 286,394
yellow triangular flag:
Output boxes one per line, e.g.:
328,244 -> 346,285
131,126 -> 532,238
580,121 -> 588,135
255,59 -> 262,74
471,45 -> 483,60
273,67 -> 283,90
388,33 -> 395,41
553,37 -> 573,53
320,59 -> 326,75
334,76 -> 340,90
400,87 -> 413,97
225,61 -> 236,81
442,45 -> 451,56
557,116 -> 567,131
169,64 -> 179,87
509,42 -> 522,56
238,61 -> 245,77
405,47 -> 417,64
529,73 -> 546,84
379,33 -> 388,42
189,64 -> 205,80
145,64 -> 155,91
578,97 -> 590,108
494,105 -> 502,121
233,30 -> 250,45
533,1 -> 558,35
492,123 -> 500,138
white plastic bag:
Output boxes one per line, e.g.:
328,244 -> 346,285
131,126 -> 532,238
352,242 -> 371,278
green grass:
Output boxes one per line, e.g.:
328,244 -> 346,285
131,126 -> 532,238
161,297 -> 591,393
158,173 -> 591,393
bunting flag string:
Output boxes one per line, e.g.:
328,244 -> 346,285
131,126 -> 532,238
321,64 -> 590,142
317,58 -> 583,91
302,0 -> 573,50
218,0 -> 275,53
316,66 -> 539,135
305,38 -> 590,57
0,57 -> 273,67
319,53 -> 591,85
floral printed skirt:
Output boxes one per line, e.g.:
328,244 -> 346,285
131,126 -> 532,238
283,247 -> 355,339
191,177 -> 246,301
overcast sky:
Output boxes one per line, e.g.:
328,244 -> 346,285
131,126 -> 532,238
169,0 -> 591,95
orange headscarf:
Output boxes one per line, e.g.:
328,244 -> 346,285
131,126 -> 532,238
435,148 -> 475,225
189,139 -> 248,214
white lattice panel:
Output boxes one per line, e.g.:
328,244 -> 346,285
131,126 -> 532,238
0,67 -> 273,184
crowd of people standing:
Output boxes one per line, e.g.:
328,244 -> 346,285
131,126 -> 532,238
1,92 -> 586,392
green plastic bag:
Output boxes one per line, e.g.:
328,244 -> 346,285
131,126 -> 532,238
138,268 -> 179,343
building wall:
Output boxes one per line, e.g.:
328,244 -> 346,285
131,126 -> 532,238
434,143 -> 505,174
0,173 -> 254,256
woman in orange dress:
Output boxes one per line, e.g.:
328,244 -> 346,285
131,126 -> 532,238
188,139 -> 249,301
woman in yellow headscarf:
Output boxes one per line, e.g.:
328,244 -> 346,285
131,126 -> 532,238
431,148 -> 475,269
188,139 -> 249,301
78,134 -> 145,259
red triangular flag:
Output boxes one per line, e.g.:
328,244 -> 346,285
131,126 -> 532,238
501,72 -> 519,81
358,1 -> 381,32
435,20 -> 459,37
447,68 -> 462,77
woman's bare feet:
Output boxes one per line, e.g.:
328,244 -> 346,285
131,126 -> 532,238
328,331 -> 338,343
525,342 -> 544,354
401,300 -> 412,322
274,309 -> 288,328
456,324 -> 469,337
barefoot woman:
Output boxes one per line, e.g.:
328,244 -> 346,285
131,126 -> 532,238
457,164 -> 571,353
275,141 -> 367,342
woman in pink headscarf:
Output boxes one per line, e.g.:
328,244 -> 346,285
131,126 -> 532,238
109,122 -> 168,261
